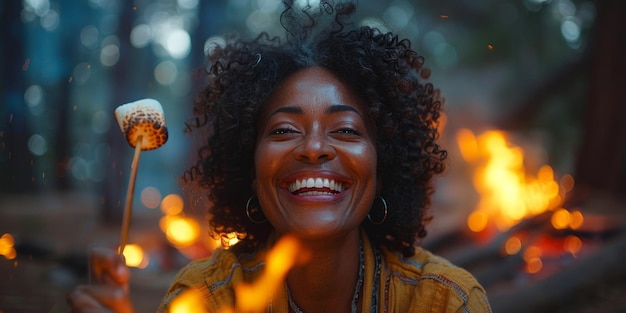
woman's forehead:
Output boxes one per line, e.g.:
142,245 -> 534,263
261,66 -> 368,115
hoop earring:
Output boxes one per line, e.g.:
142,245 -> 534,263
246,196 -> 267,224
367,197 -> 388,225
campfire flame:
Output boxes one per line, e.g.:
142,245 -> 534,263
167,235 -> 309,313
456,129 -> 577,232
233,235 -> 310,313
457,129 -> 585,275
170,288 -> 208,313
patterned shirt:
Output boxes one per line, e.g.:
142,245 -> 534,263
157,230 -> 491,313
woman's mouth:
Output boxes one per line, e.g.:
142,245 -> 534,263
287,178 -> 347,196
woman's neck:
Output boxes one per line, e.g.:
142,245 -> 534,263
284,229 -> 362,313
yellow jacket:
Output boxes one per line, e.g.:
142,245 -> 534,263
158,230 -> 491,312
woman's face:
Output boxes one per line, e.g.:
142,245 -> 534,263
254,67 -> 377,239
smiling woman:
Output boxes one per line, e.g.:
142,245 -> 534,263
66,1 -> 491,312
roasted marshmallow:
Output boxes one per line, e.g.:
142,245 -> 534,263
114,98 -> 168,150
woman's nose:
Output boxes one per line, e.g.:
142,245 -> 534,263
295,132 -> 336,163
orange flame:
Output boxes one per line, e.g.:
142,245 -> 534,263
168,235 -> 310,313
0,233 -> 16,260
457,129 -> 576,232
170,288 -> 208,313
234,235 -> 310,313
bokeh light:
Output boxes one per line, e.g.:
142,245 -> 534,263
100,36 -> 121,67
162,216 -> 200,247
141,186 -> 162,209
72,63 -> 92,85
161,193 -> 184,216
27,134 -> 48,156
504,236 -> 522,255
130,24 -> 152,48
165,29 -> 191,59
154,61 -> 178,85
382,1 -> 414,31
80,25 -> 100,49
122,243 -> 149,268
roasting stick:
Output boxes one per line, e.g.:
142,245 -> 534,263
118,135 -> 142,255
114,98 -> 168,256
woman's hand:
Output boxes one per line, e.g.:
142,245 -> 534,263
66,248 -> 135,313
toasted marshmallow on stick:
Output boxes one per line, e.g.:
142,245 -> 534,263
114,98 -> 168,150
114,98 -> 168,256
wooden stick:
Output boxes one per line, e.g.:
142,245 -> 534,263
118,135 -> 143,255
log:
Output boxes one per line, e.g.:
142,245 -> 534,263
488,231 -> 626,313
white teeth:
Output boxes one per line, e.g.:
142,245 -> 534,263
288,178 -> 345,193
315,178 -> 323,188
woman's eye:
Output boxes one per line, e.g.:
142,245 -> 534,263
334,128 -> 361,136
269,127 -> 298,135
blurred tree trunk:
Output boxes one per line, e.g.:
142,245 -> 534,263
0,0 -> 34,193
573,0 -> 626,198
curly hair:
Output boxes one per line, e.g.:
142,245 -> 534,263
183,0 -> 447,257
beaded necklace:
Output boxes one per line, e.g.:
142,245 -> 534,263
286,242 -> 365,313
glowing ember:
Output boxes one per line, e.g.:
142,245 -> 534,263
551,208 -> 572,230
525,257 -> 543,274
523,245 -> 543,274
220,232 -> 241,249
504,236 -> 522,255
563,235 -> 583,256
569,210 -> 584,229
0,233 -> 16,260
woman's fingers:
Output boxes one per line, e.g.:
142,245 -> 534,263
67,285 -> 134,313
66,247 -> 135,313
66,285 -> 111,313
89,248 -> 130,288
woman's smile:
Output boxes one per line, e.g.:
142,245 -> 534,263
281,172 -> 351,196
287,177 -> 346,195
